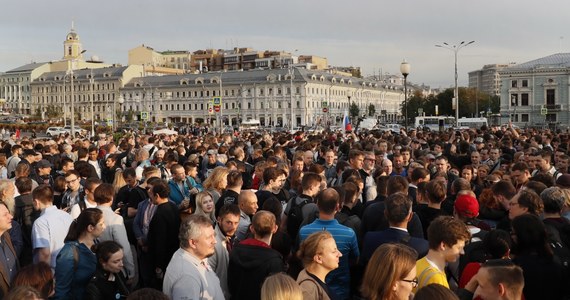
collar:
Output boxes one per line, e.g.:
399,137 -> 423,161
389,226 -> 409,233
240,238 -> 271,248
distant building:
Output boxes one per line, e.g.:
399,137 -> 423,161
498,53 -> 570,127
119,68 -> 404,127
0,25 -> 110,114
468,63 -> 516,96
128,45 -> 190,75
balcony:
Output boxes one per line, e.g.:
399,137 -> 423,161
545,104 -> 563,111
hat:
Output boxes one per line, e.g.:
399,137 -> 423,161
556,174 -> 570,188
23,149 -> 37,157
426,154 -> 436,160
455,194 -> 479,218
36,159 -> 51,169
207,149 -> 217,156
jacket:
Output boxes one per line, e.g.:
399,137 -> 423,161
0,232 -> 18,299
297,269 -> 331,300
84,267 -> 130,300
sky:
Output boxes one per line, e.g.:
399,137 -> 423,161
1,0 -> 569,88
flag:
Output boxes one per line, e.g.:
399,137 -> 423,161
343,111 -> 351,133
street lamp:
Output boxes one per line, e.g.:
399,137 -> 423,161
435,41 -> 475,126
400,60 -> 411,131
114,95 -> 124,132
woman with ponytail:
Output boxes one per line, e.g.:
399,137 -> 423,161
53,208 -> 106,300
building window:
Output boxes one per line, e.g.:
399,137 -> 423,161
521,93 -> 529,106
511,114 -> 519,122
546,113 -> 557,122
511,80 -> 517,88
546,89 -> 555,105
522,80 -> 528,87
521,114 -> 529,122
511,94 -> 518,106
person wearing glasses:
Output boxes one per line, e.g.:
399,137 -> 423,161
361,243 -> 418,300
61,170 -> 85,211
296,231 -> 342,300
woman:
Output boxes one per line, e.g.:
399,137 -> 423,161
261,273 -> 303,300
54,208 -> 106,300
0,153 -> 7,179
11,262 -> 55,299
361,243 -> 418,300
511,214 -> 567,299
194,191 -> 216,225
202,166 -> 229,205
296,231 -> 342,300
85,241 -> 130,300
508,189 -> 543,221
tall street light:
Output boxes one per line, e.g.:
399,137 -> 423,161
400,60 -> 411,131
435,41 -> 475,126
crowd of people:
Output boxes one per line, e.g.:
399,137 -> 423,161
0,124 -> 569,299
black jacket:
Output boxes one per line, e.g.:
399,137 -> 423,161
228,239 -> 284,300
84,267 -> 130,300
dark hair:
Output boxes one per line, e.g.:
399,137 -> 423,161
218,203 -> 241,219
427,216 -> 471,249
482,229 -> 512,259
94,183 -> 115,205
491,180 -> 517,200
414,283 -> 459,300
11,262 -> 54,298
386,176 -> 408,195
32,184 -> 54,205
15,177 -> 32,194
511,214 -> 552,258
126,288 -> 169,300
151,180 -> 170,199
375,175 -> 389,197
516,189 -> 543,215
411,168 -> 430,183
425,180 -> 446,204
122,167 -> 136,179
65,208 -> 103,242
384,192 -> 412,224
261,198 -> 283,224
301,172 -> 322,191
84,177 -> 103,193
93,240 -> 123,266
227,170 -> 243,188
342,182 -> 359,205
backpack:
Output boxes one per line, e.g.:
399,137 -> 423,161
544,221 -> 570,276
78,200 -> 87,213
286,197 -> 310,240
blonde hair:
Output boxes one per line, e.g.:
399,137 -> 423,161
194,191 -> 215,223
261,273 -> 302,300
561,188 -> 570,209
112,169 -> 127,195
361,243 -> 417,300
203,166 -> 229,191
297,231 -> 334,267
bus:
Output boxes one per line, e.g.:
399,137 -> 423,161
457,117 -> 488,129
414,116 -> 455,131
239,119 -> 261,132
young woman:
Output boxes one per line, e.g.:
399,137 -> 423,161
11,262 -> 55,299
202,166 -> 229,205
193,191 -> 216,225
360,243 -> 418,300
85,241 -> 130,300
296,231 -> 342,300
261,273 -> 302,300
54,208 -> 106,300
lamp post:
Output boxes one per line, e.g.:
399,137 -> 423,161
435,41 -> 475,126
114,95 -> 124,132
90,69 -> 95,136
69,49 -> 87,137
400,60 -> 411,131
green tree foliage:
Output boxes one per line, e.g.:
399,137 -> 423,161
350,102 -> 360,119
45,105 -> 63,119
368,104 -> 376,117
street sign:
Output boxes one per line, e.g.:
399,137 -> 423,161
208,107 -> 213,114
213,97 -> 222,105
214,106 -> 221,113
141,111 -> 149,120
323,107 -> 328,113
322,101 -> 328,108
541,107 -> 548,115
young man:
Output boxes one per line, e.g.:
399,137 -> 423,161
235,190 -> 258,243
458,260 -> 524,300
228,210 -> 284,300
254,167 -> 286,209
61,170 -> 84,211
415,215 -> 471,291
167,164 -> 191,206
283,172 -> 322,240
69,177 -> 101,219
216,170 -> 243,217
31,185 -> 73,271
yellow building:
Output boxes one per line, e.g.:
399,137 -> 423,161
128,45 -> 191,74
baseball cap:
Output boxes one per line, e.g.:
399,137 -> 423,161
36,159 -> 51,169
454,193 -> 479,218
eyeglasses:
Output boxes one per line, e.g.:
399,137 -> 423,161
401,278 -> 418,288
66,178 -> 79,184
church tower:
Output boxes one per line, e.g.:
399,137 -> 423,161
63,22 -> 83,61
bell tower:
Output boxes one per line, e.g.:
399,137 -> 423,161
63,22 -> 83,60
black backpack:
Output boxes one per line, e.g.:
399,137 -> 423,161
287,198 -> 310,240
544,221 -> 570,276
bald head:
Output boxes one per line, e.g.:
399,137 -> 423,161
238,190 -> 258,215
251,210 -> 277,239
316,188 -> 340,215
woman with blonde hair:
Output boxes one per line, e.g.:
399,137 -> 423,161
193,191 -> 216,225
112,169 -> 127,196
203,166 -> 229,204
361,243 -> 418,300
261,273 -> 302,300
296,231 -> 342,300
0,153 -> 7,179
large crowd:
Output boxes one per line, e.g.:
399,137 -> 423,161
0,124 -> 569,300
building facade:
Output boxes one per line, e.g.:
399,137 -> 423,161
119,68 -> 404,127
469,63 -> 516,96
498,53 -> 570,127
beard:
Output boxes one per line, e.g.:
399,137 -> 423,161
3,196 -> 15,215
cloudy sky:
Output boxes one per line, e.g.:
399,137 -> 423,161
1,0 -> 568,88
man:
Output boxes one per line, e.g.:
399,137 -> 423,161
31,185 -> 73,271
556,154 -> 570,174
17,149 -> 39,179
216,171 -> 243,217
298,188 -> 359,299
209,204 -> 240,299
147,179 -> 181,289
362,192 -> 429,265
283,172 -> 322,240
163,214 -> 224,300
458,260 -> 524,300
409,167 -> 430,205
228,210 -> 284,300
540,187 -> 570,247
254,167 -> 285,209
32,159 -> 54,187
57,157 -> 75,177
88,146 -> 103,179
167,164 -> 191,206
201,149 -> 224,180
0,201 -> 18,298
61,170 -> 84,211
360,151 -> 376,200
6,145 -> 22,179
69,177 -> 101,219
235,190 -> 258,242
415,215 -> 471,291
391,153 -> 407,177
510,162 -> 531,191
533,150 -> 562,179
434,156 -> 458,195
94,183 -> 136,280
489,148 -> 502,173
381,158 -> 393,176
323,149 -> 337,184
470,151 -> 481,168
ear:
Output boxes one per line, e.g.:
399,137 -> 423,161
497,283 -> 507,296
439,241 -> 446,251
272,224 -> 278,234
407,211 -> 413,222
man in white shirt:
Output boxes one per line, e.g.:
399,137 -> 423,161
31,185 -> 73,271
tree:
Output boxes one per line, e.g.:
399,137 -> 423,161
368,104 -> 376,117
45,105 -> 63,119
349,102 -> 360,119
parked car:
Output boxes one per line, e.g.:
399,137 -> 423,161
62,125 -> 87,136
46,127 -> 66,136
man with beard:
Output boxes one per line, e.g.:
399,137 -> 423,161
209,204 -> 240,299
163,214 -> 223,300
